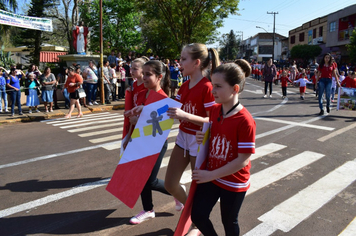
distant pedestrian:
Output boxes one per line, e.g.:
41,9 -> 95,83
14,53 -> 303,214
58,67 -> 70,109
262,58 -> 277,98
64,66 -> 83,119
82,60 -> 99,106
290,61 -> 297,82
294,73 -> 312,100
0,67 -> 8,113
276,70 -> 293,98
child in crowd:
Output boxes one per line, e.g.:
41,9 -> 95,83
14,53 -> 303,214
109,63 -> 119,101
125,60 -> 175,224
294,73 -> 312,100
339,71 -> 346,84
310,69 -> 318,95
258,68 -> 262,81
341,71 -> 356,88
165,43 -> 220,235
192,59 -> 256,236
276,70 -> 293,98
331,76 -> 338,102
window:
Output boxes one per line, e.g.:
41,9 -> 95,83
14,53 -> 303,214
258,46 -> 273,54
319,26 -> 323,37
330,22 -> 336,32
313,29 -> 316,38
291,35 -> 295,44
299,32 -> 305,42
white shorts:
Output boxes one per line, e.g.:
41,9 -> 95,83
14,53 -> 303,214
175,130 -> 199,157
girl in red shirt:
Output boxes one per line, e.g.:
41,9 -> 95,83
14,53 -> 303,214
317,53 -> 340,115
276,70 -> 293,98
165,43 -> 219,231
125,60 -> 173,224
193,59 -> 256,236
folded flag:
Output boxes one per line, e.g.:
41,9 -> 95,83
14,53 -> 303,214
106,90 -> 181,208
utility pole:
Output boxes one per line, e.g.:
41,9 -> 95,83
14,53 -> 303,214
267,12 -> 278,61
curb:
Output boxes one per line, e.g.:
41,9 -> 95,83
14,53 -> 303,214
0,104 -> 125,124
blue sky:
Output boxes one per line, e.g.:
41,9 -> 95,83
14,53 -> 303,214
209,0 -> 356,47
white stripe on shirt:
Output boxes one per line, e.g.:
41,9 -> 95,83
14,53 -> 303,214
204,101 -> 215,108
216,178 -> 250,189
238,142 -> 255,149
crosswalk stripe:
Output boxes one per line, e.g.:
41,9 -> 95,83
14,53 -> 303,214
339,216 -> 356,236
45,112 -> 112,124
67,122 -> 123,133
244,160 -> 356,236
248,151 -> 324,195
89,134 -> 122,143
60,118 -> 124,129
251,143 -> 287,161
51,114 -> 122,126
78,128 -> 122,137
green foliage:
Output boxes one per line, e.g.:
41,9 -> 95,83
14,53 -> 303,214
219,30 -> 240,61
136,0 -> 240,56
347,29 -> 356,63
80,0 -> 143,55
0,48 -> 15,68
290,44 -> 322,62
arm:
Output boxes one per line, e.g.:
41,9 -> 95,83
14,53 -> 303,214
192,153 -> 251,183
167,107 -> 209,126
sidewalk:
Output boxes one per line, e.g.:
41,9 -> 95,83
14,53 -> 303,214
0,100 -> 125,124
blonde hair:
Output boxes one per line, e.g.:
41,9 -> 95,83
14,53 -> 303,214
183,43 -> 220,74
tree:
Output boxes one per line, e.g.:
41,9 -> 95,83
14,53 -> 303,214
347,29 -> 356,63
0,0 -> 18,47
219,30 -> 240,61
80,0 -> 142,55
12,0 -> 58,65
137,0 -> 240,55
290,44 -> 322,63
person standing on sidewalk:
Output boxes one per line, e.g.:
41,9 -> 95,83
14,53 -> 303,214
262,58 -> 276,98
25,72 -> 40,113
0,67 -> 8,113
6,68 -> 25,117
82,60 -> 99,105
40,67 -> 56,112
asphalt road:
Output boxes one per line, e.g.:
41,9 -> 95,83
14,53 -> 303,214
1,78 -> 356,236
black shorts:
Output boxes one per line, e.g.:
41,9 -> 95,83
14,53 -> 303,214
171,80 -> 178,88
70,91 -> 79,100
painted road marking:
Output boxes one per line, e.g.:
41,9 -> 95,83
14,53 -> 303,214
0,141 -> 120,170
339,216 -> 356,236
78,128 -> 122,137
318,123 -> 356,142
255,116 -> 327,139
45,112 -> 112,124
248,151 -> 325,195
51,114 -> 122,126
254,117 -> 334,131
67,122 -> 123,133
244,160 -> 356,236
60,117 -> 124,129
251,143 -> 287,161
0,178 -> 111,218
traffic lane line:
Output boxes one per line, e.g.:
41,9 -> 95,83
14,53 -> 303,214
318,122 -> 356,142
254,117 -> 335,131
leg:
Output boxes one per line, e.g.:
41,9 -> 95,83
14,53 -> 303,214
10,91 -> 15,115
191,182 -> 220,236
269,81 -> 273,95
318,79 -> 326,111
93,83 -> 98,102
75,99 -> 82,115
165,145 -> 191,204
264,81 -> 268,95
325,79 -> 332,110
220,191 -> 246,236
141,141 -> 170,211
67,98 -> 76,116
16,91 -> 22,114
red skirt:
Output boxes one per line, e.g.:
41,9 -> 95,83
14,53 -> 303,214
299,86 -> 306,93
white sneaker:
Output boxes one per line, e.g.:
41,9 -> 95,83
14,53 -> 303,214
129,210 -> 155,224
269,94 -> 272,98
263,95 -> 267,98
36,109 -> 40,113
88,102 -> 93,106
93,101 -> 99,105
174,185 -> 186,211
29,109 -> 32,114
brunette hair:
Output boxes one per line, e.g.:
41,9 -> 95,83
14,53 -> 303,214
143,60 -> 171,96
183,43 -> 220,76
212,59 -> 251,93
319,53 -> 332,69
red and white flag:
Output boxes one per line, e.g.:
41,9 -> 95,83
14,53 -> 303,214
106,91 -> 181,208
174,122 -> 211,235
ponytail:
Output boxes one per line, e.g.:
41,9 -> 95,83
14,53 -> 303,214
143,60 -> 171,96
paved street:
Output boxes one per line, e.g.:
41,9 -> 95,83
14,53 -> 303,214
1,77 -> 356,236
